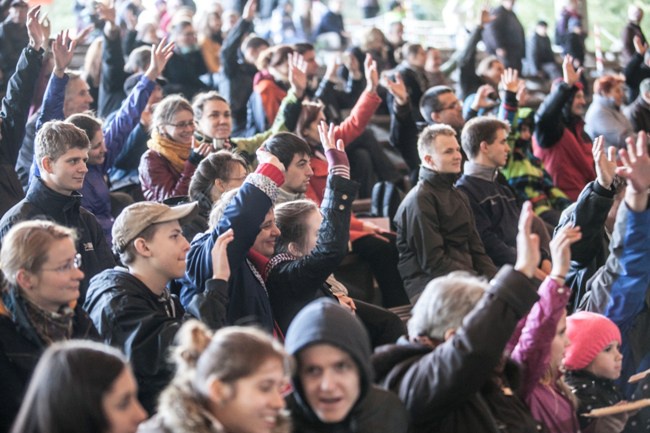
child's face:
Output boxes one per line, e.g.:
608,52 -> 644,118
519,125 -> 531,142
550,311 -> 570,374
585,341 -> 623,380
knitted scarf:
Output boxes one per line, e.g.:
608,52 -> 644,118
148,130 -> 191,173
23,297 -> 74,345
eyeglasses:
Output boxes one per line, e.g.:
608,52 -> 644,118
436,101 -> 461,112
167,121 -> 195,129
41,254 -> 82,273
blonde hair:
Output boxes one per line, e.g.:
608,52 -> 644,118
0,220 -> 77,290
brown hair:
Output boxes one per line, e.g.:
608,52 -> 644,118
189,151 -> 248,204
256,44 -> 294,71
274,199 -> 319,255
35,121 -> 90,171
295,100 -> 325,140
461,117 -> 510,159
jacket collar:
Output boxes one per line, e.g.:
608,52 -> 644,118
463,160 -> 499,181
26,177 -> 82,214
419,166 -> 460,187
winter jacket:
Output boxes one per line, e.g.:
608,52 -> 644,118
285,299 -> 410,433
0,178 -> 116,303
0,19 -> 28,86
0,289 -> 98,433
533,81 -> 595,201
139,145 -> 200,203
622,21 -> 647,65
266,174 -> 358,333
84,267 -> 229,414
585,94 -> 634,150
624,94 -> 650,133
0,46 -> 43,217
182,164 -> 284,334
565,369 -> 623,431
372,266 -> 539,433
527,32 -> 559,78
219,17 -> 258,137
251,70 -> 288,128
580,203 -> 650,397
163,48 -> 209,100
394,166 -> 497,301
511,278 -> 579,433
557,180 -> 615,312
624,53 -> 650,103
458,24 -> 487,100
482,5 -> 526,71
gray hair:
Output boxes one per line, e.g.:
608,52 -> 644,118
408,272 -> 488,340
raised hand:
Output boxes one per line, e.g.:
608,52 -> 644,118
318,121 -> 350,175
288,52 -> 308,98
382,72 -> 408,106
144,37 -> 175,82
318,121 -> 342,152
211,228 -> 235,281
514,201 -> 541,278
617,132 -> 650,195
592,135 -> 617,189
27,6 -> 46,51
549,224 -> 582,280
256,147 -> 285,173
470,84 -> 497,111
479,7 -> 493,27
324,54 -> 342,81
364,53 -> 379,93
96,0 -> 116,26
52,30 -> 79,77
562,55 -> 583,87
242,0 -> 257,21
501,68 -> 519,93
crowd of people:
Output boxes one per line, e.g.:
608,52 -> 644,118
1,0 -> 650,432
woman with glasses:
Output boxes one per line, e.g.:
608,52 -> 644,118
0,220 -> 99,433
139,95 -> 213,202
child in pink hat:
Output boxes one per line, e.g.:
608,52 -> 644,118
564,311 -> 627,432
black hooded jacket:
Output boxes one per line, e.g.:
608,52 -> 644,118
284,299 -> 409,433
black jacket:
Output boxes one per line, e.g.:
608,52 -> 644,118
0,289 -> 98,433
220,17 -> 258,136
564,369 -> 623,431
97,30 -> 128,118
284,299 -> 410,433
394,166 -> 497,301
556,180 -> 615,312
266,174 -> 358,333
0,178 -> 116,303
625,95 -> 650,133
624,53 -> 650,103
371,266 -> 539,433
0,46 -> 43,217
84,268 -> 229,414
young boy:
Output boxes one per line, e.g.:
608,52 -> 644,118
84,201 -> 233,414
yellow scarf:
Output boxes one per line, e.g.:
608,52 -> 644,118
147,131 -> 191,173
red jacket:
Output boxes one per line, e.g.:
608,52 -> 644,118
138,150 -> 198,202
305,90 -> 382,242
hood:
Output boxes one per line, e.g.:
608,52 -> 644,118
85,267 -> 148,310
284,299 -> 373,422
253,70 -> 276,86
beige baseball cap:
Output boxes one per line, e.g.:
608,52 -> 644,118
112,201 -> 198,253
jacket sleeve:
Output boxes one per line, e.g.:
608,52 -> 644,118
398,266 -> 538,421
457,25 -> 484,99
582,204 -> 650,334
511,277 -> 571,399
36,72 -> 68,131
184,278 -> 229,330
138,151 -> 197,202
624,53 -> 645,90
555,181 -> 615,267
221,18 -> 254,78
266,175 -> 358,300
97,30 -> 127,118
112,122 -> 148,170
389,100 -> 420,171
534,82 -> 575,149
102,76 -> 154,173
0,46 -> 43,165
334,90 -> 382,144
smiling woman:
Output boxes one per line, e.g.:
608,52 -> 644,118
0,220 -> 100,433
138,320 -> 291,433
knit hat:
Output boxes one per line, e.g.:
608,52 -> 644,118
564,311 -> 622,371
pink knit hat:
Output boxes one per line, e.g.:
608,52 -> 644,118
564,311 -> 622,371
